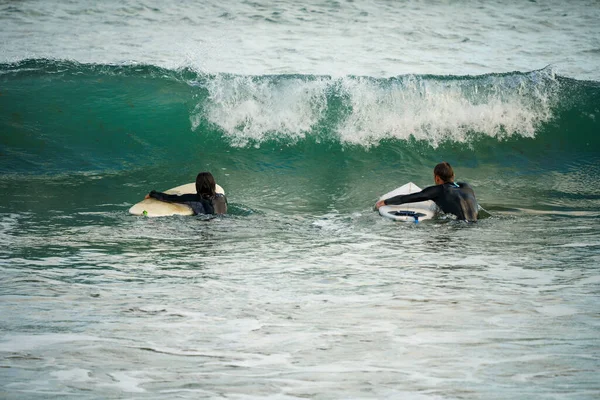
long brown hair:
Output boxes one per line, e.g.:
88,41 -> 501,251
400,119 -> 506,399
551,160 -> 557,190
195,172 -> 216,198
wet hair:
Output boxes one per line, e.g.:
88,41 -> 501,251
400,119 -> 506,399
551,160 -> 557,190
434,162 -> 455,183
195,172 -> 216,198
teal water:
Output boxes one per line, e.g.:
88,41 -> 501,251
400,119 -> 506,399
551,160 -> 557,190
1,1 -> 600,398
1,60 -> 599,213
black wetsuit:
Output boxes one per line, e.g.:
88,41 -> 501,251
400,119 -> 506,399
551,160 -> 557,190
384,182 -> 478,222
149,191 -> 227,215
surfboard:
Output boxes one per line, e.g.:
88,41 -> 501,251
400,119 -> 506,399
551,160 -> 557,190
378,182 -> 437,222
129,183 -> 225,217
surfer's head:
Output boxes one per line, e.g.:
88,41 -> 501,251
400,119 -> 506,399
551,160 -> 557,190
434,162 -> 454,184
196,172 -> 216,197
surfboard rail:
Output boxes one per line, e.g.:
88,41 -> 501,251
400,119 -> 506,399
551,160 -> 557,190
378,182 -> 436,222
129,183 -> 224,217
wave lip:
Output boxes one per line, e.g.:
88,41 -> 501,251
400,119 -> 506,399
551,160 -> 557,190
192,68 -> 561,147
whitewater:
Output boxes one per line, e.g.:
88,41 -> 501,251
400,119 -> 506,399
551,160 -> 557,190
1,1 -> 599,399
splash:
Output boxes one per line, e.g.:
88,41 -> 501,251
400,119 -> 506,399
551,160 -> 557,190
191,68 -> 560,147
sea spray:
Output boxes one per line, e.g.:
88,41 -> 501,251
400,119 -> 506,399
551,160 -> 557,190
189,68 -> 561,148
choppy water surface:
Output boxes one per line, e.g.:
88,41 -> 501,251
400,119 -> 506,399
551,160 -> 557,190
1,0 -> 600,399
1,0 -> 600,79
1,168 -> 599,398
1,205 -> 599,398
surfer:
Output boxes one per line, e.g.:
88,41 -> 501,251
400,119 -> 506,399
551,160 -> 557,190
145,172 -> 227,215
374,162 -> 478,222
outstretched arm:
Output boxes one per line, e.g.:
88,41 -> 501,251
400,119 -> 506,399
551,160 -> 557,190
375,185 -> 441,209
147,191 -> 196,204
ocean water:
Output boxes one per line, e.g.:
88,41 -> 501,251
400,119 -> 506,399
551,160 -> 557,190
1,1 -> 600,399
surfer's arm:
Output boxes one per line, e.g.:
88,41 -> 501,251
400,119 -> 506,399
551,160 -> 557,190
148,191 -> 196,203
383,185 -> 440,206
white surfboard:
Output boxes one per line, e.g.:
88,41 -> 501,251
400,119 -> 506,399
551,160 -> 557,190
378,182 -> 437,222
129,183 -> 225,217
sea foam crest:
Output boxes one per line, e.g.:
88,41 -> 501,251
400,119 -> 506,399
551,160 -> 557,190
190,74 -> 328,147
191,69 -> 559,147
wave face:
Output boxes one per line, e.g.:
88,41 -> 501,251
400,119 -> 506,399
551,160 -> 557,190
1,59 -> 599,211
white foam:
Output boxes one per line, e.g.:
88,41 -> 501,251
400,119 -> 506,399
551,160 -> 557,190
192,74 -> 329,146
0,334 -> 105,352
51,368 -> 92,382
336,72 -> 557,146
192,70 -> 559,148
103,371 -> 150,393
